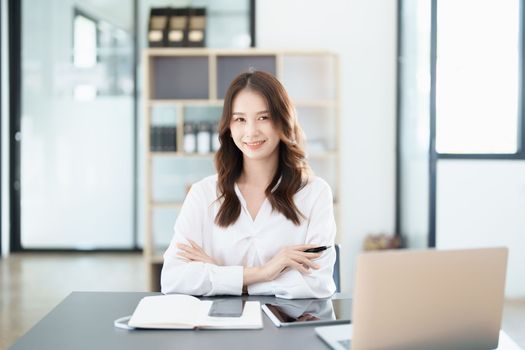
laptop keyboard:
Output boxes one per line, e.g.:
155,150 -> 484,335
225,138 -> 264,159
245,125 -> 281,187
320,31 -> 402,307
338,339 -> 351,349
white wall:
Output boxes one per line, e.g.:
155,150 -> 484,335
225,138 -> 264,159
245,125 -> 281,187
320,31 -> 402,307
437,160 -> 525,298
257,0 -> 398,292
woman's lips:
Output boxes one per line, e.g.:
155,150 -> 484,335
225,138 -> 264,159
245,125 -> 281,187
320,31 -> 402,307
244,140 -> 266,150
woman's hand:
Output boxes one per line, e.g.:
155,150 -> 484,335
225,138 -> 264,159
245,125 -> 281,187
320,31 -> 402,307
258,244 -> 322,282
176,240 -> 220,265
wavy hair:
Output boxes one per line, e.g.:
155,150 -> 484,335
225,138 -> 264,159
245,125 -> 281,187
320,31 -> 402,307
214,71 -> 311,227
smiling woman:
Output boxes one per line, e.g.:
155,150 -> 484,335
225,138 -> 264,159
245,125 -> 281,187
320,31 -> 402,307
215,71 -> 308,227
160,71 -> 337,299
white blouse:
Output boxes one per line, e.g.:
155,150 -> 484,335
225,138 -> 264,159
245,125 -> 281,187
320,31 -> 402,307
160,174 -> 337,299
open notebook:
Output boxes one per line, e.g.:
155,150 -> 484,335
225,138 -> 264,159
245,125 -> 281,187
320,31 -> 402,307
127,295 -> 262,330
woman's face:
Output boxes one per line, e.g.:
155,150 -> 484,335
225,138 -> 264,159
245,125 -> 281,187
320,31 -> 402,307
229,89 -> 280,162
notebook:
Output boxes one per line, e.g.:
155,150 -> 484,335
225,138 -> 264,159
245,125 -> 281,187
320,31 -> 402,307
127,294 -> 262,329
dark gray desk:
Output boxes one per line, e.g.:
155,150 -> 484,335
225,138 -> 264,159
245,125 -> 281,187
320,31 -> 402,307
10,292 -> 338,350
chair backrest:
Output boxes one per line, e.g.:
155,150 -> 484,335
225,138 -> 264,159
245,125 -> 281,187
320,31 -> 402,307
333,244 -> 341,292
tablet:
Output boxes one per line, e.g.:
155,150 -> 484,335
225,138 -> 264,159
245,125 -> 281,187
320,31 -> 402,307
262,298 -> 351,327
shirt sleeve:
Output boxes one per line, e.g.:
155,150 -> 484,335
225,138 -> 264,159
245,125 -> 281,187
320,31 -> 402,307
160,182 -> 244,296
247,181 -> 337,299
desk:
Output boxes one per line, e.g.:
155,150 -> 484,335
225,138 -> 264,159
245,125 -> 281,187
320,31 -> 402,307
10,292 -> 522,350
10,292 -> 338,350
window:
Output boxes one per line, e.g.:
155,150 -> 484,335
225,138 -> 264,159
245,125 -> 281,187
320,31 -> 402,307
73,12 -> 97,68
436,0 -> 521,155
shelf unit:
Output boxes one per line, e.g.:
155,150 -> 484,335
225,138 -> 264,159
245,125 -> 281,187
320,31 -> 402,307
143,48 -> 340,291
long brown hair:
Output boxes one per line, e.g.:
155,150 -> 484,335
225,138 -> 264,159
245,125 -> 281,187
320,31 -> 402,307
214,71 -> 311,227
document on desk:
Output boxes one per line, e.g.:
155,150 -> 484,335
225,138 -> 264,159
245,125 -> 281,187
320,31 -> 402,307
128,295 -> 262,329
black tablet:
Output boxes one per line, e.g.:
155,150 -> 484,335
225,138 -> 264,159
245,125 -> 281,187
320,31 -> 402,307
261,298 -> 351,327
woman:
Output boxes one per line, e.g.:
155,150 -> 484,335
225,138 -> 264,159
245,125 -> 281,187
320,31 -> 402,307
161,71 -> 336,299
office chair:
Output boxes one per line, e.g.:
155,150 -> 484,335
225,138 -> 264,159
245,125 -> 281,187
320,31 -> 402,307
333,244 -> 341,292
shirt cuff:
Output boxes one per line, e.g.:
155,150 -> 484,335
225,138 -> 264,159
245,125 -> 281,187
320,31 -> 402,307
208,265 -> 243,296
247,280 -> 275,295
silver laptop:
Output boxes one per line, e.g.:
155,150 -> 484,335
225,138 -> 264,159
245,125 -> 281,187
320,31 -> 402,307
316,247 -> 508,350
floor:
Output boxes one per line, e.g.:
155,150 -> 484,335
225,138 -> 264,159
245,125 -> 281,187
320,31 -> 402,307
1,253 -> 146,350
1,253 -> 524,350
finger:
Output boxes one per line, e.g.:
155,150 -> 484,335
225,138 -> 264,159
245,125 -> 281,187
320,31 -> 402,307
180,243 -> 214,264
176,243 -> 192,250
177,251 -> 210,264
176,251 -> 197,261
179,246 -> 199,257
188,240 -> 205,253
284,257 -> 310,273
291,250 -> 321,258
178,244 -> 207,260
186,243 -> 211,259
289,260 -> 311,274
290,244 -> 320,251
303,252 -> 323,259
177,244 -> 199,256
290,252 -> 320,269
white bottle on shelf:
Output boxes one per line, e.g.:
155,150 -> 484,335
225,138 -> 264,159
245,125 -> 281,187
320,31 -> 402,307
197,122 -> 211,154
212,123 -> 220,152
183,123 -> 196,153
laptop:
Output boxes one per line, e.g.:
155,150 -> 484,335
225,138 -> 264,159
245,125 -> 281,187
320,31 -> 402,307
316,247 -> 508,350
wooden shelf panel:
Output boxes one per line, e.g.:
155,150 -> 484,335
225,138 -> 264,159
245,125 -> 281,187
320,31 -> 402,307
150,151 -> 214,158
145,48 -> 336,56
148,99 -> 224,106
148,255 -> 164,264
308,151 -> 338,159
150,151 -> 336,158
148,99 -> 335,108
294,100 -> 337,108
151,201 -> 183,209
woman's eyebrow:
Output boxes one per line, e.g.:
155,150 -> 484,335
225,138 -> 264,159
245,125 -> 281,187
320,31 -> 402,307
232,110 -> 269,115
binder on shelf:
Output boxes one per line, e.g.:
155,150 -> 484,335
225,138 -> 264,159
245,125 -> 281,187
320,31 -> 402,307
151,126 -> 177,152
168,126 -> 177,152
167,8 -> 188,47
187,8 -> 206,47
150,126 -> 161,151
148,8 -> 169,47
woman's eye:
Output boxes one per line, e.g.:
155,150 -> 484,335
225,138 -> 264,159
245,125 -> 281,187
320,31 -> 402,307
233,117 -> 245,122
259,115 -> 269,120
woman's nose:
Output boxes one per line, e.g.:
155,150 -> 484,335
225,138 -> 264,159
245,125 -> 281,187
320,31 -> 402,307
245,120 -> 258,135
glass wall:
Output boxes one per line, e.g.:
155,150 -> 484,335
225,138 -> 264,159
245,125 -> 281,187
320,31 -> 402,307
398,0 -> 431,248
21,0 -> 135,248
19,0 -> 253,249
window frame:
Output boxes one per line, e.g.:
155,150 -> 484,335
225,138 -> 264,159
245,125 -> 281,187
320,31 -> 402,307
396,0 -> 525,251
